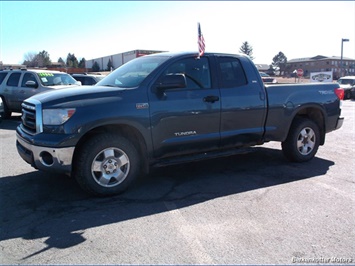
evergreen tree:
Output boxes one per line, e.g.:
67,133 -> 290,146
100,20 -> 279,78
239,41 -> 254,60
58,57 -> 65,66
92,61 -> 100,72
78,58 -> 86,68
107,59 -> 114,71
66,53 -> 79,68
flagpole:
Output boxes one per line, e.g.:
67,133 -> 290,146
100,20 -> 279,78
197,22 -> 200,59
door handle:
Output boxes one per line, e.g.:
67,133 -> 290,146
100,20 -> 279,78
203,95 -> 220,103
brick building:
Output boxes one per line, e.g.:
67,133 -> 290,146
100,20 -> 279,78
284,55 -> 355,79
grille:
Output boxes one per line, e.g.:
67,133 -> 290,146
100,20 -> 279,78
21,99 -> 42,135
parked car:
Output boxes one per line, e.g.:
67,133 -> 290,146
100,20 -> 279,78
259,72 -> 278,84
337,76 -> 355,100
0,69 -> 80,118
72,73 -> 105,85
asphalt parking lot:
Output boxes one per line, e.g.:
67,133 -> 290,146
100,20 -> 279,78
0,101 -> 354,265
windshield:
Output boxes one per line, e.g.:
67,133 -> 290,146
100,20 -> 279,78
38,73 -> 78,86
338,79 -> 355,86
97,55 -> 168,88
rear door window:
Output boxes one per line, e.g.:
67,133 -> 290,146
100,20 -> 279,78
6,73 -> 21,87
217,57 -> 247,88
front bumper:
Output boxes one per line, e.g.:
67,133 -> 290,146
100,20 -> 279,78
16,132 -> 75,175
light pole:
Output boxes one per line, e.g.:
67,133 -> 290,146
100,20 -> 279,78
340,38 -> 349,77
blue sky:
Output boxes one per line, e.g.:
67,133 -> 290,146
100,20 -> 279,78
1,1 -> 354,65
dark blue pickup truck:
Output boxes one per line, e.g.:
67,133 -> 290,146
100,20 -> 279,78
16,52 -> 344,196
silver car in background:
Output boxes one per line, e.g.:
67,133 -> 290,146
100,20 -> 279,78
0,69 -> 81,118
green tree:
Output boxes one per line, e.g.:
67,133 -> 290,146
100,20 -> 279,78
92,61 -> 100,72
272,52 -> 287,76
239,41 -> 254,60
66,53 -> 79,68
107,59 -> 114,71
58,57 -> 65,66
78,58 -> 86,68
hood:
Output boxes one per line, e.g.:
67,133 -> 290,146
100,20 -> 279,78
45,84 -> 80,90
29,85 -> 129,106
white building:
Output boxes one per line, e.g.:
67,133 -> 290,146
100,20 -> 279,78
85,49 -> 165,71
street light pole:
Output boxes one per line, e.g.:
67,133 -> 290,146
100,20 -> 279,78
340,38 -> 349,77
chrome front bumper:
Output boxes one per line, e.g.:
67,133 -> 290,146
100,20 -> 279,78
16,133 -> 75,175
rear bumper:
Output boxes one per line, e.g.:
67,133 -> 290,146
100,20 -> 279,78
335,117 -> 344,130
16,132 -> 74,175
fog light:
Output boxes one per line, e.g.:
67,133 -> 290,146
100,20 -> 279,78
40,151 -> 54,166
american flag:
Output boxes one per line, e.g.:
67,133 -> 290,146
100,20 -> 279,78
198,23 -> 205,57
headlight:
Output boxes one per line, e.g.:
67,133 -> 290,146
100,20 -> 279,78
43,108 -> 76,125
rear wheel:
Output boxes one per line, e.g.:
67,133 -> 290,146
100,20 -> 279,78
74,133 -> 141,196
282,118 -> 320,162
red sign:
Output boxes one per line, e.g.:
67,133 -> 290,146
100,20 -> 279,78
297,69 -> 304,77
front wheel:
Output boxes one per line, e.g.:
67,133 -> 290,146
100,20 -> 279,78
0,96 -> 11,119
282,118 -> 320,162
74,133 -> 141,196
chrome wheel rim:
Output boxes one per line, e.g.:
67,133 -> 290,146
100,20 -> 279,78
91,147 -> 130,187
297,127 -> 316,155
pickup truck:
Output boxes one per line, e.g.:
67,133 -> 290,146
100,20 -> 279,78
16,52 -> 344,196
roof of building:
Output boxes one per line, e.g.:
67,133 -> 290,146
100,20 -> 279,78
254,64 -> 270,70
288,55 -> 354,62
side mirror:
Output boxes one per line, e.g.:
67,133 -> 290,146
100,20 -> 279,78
156,74 -> 187,90
25,80 -> 38,88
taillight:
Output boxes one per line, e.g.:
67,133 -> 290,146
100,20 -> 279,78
334,88 -> 344,100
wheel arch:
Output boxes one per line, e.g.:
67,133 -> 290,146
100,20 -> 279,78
73,124 -> 150,175
289,105 -> 326,145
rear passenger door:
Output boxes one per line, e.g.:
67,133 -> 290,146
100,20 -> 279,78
216,56 -> 267,148
3,72 -> 22,110
12,72 -> 41,111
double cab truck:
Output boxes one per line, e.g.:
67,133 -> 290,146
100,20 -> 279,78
16,52 -> 344,196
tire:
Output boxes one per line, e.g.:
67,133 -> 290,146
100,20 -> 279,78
0,96 -> 11,119
74,133 -> 141,196
345,90 -> 351,100
282,118 -> 320,162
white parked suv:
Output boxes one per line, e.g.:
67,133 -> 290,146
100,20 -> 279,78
0,69 -> 80,118
337,76 -> 355,100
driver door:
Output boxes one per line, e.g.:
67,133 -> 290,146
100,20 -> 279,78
148,56 -> 221,158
